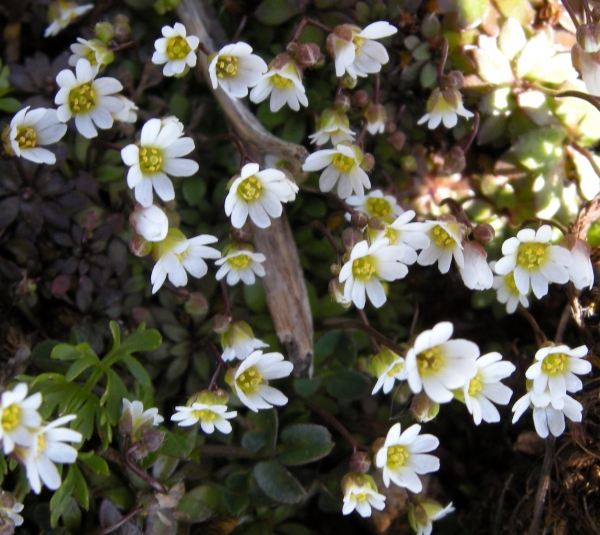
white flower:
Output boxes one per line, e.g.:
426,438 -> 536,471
44,0 -> 93,38
341,473 -> 386,517
208,42 -> 267,99
346,189 -> 403,222
0,492 -> 24,528
121,118 -> 199,207
417,219 -> 465,274
525,344 -> 591,402
562,236 -> 594,290
19,414 -> 82,494
328,22 -> 397,79
374,423 -> 439,492
151,229 -> 220,294
408,499 -> 455,535
0,383 -> 42,454
371,349 -> 407,395
227,350 -> 294,412
309,109 -> 355,146
215,248 -> 266,286
494,225 -> 572,299
250,54 -> 308,112
405,321 -> 479,403
112,96 -> 138,123
365,103 -> 387,135
55,59 -> 123,138
302,143 -> 371,199
2,106 -> 67,164
171,402 -> 236,434
339,238 -> 416,309
418,88 -> 474,129
463,352 -> 516,425
224,163 -> 298,229
121,399 -> 163,435
572,25 -> 600,96
512,388 -> 583,438
152,23 -> 199,77
221,321 -> 269,362
69,38 -> 113,72
130,204 -> 169,242
377,211 -> 431,252
458,241 -> 494,290
491,261 -> 530,314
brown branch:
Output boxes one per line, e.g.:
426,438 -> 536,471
528,437 -> 555,535
125,442 -> 168,494
326,319 -> 404,354
96,507 -> 142,535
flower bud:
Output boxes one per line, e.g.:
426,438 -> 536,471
333,92 -> 351,112
349,451 -> 371,473
294,43 -> 321,68
400,155 -> 417,172
185,292 -> 209,316
385,121 -> 397,135
329,278 -> 351,308
342,227 -> 363,250
445,70 -> 465,89
142,428 -> 165,453
130,204 -> 169,242
473,223 -> 495,245
129,235 -> 152,257
421,13 -> 441,40
368,216 -> 386,231
352,90 -> 370,108
372,437 -> 386,454
330,263 -> 341,276
410,391 -> 440,422
113,14 -> 132,43
364,103 -> 387,135
212,314 -> 231,334
388,130 -> 406,150
94,22 -> 115,43
577,23 -> 600,53
444,145 -> 466,174
271,52 -> 292,71
350,211 -> 369,228
360,152 -> 375,172
343,76 -> 357,89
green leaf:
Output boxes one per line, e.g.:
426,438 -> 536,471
109,321 -> 121,350
117,323 -> 162,355
177,485 -> 222,522
223,471 -> 251,515
293,377 -> 322,396
52,343 -> 97,362
70,464 -> 89,510
120,355 -> 151,386
253,461 -> 306,504
277,424 -> 334,466
158,430 -> 192,459
50,465 -> 76,527
242,410 -> 277,453
324,369 -> 371,401
0,97 -> 21,113
65,355 -> 99,382
254,0 -> 302,26
182,175 -> 207,206
71,395 -> 100,440
314,331 -> 357,366
243,282 -> 268,313
78,452 -> 110,475
102,369 -> 129,425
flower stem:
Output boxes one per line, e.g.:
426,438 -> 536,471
312,220 -> 345,256
220,279 -> 232,317
231,14 -> 248,43
292,17 -> 333,42
208,360 -> 226,391
327,319 -> 404,354
518,307 -> 547,346
437,37 -> 449,90
462,111 -> 479,153
357,308 -> 380,353
528,436 -> 555,535
124,441 -> 168,493
96,506 -> 143,535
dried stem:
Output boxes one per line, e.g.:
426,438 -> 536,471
518,307 -> 547,346
208,360 -> 226,391
462,111 -> 479,153
96,506 -> 143,535
528,437 -> 555,535
220,279 -> 232,317
357,308 -> 380,353
373,73 -> 380,104
439,197 -> 474,229
437,37 -> 449,89
312,220 -> 344,256
555,295 -> 573,344
124,442 -> 168,493
292,17 -> 333,42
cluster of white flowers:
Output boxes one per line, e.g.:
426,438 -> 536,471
0,384 -> 81,494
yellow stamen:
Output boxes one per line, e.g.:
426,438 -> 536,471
68,83 -> 96,114
366,197 -> 391,218
431,225 -> 455,248
272,74 -> 292,89
238,176 -> 263,201
1,405 -> 21,432
416,346 -> 444,374
516,243 -> 548,270
216,55 -> 238,78
542,353 -> 568,375
468,374 -> 483,397
236,366 -> 264,394
386,445 -> 409,469
16,127 -> 37,149
229,254 -> 251,270
167,36 -> 191,60
332,153 -> 354,172
139,147 -> 163,173
352,257 -> 376,280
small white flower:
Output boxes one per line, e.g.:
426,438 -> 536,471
572,25 -> 600,96
562,236 -> 594,290
121,399 -> 163,435
152,23 -> 199,77
371,349 -> 407,395
18,414 -> 82,494
328,22 -> 397,79
0,383 -> 42,454
405,322 -> 479,403
224,162 -> 298,229
512,388 -> 583,438
208,42 -> 267,100
215,248 -> 266,286
494,225 -> 572,299
458,241 -> 494,290
339,238 -> 416,309
121,118 -> 199,207
418,87 -> 474,129
221,321 -> 269,362
227,350 -> 294,412
346,189 -> 403,222
341,473 -> 386,517
309,109 -> 355,146
0,492 -> 24,528
3,106 -> 67,164
374,423 -> 439,493
417,219 -> 465,274
171,402 -> 236,434
44,0 -> 93,38
525,344 -> 591,402
377,211 -> 431,252
151,229 -> 220,294
491,261 -> 530,314
408,499 -> 455,535
463,352 -> 516,425
55,58 -> 123,138
112,96 -> 138,123
302,143 -> 371,199
69,38 -> 113,72
130,204 -> 169,242
364,103 -> 387,135
250,54 -> 308,112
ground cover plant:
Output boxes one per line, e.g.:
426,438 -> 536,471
2,0 -> 600,533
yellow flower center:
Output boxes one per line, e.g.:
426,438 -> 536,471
236,367 -> 264,394
351,492 -> 369,502
16,127 -> 37,149
167,36 -> 191,60
468,374 -> 483,397
36,434 -> 47,457
416,346 -> 444,375
229,254 -> 251,270
332,153 -> 355,172
366,198 -> 392,218
139,147 -> 163,173
353,36 -> 364,55
68,83 -> 96,114
387,361 -> 404,377
1,405 -> 21,432
175,250 -> 188,263
541,353 -> 568,375
85,47 -> 98,66
352,257 -> 376,280
216,55 -> 238,78
503,272 -> 518,293
386,445 -> 409,469
193,409 -> 217,422
238,176 -> 263,201
517,243 -> 548,270
431,225 -> 455,248
272,74 -> 292,89
384,227 -> 398,245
